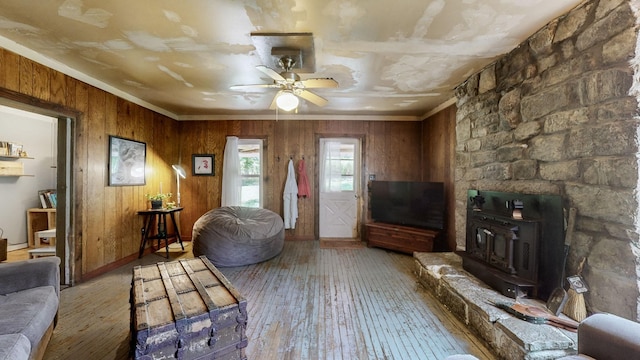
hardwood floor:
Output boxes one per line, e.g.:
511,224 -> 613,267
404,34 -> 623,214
6,247 -> 30,262
35,241 -> 495,360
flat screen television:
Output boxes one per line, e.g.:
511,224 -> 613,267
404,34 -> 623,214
370,181 -> 445,230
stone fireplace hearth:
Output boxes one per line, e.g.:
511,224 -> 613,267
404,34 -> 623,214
414,252 -> 577,359
453,0 -> 640,320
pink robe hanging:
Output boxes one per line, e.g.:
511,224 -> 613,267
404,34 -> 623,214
297,159 -> 311,198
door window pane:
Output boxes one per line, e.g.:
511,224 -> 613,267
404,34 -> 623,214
323,141 -> 355,192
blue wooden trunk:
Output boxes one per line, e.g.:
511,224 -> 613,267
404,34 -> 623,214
131,256 -> 248,359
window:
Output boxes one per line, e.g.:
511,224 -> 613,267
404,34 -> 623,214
238,139 -> 263,207
321,140 -> 356,192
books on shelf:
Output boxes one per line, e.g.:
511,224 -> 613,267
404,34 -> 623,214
38,189 -> 57,208
0,141 -> 24,157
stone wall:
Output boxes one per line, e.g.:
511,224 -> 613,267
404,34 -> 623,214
454,0 -> 640,320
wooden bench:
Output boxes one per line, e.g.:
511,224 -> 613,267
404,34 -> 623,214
34,228 -> 56,248
29,228 -> 57,258
28,246 -> 56,258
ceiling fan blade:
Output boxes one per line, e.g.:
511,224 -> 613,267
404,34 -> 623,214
297,90 -> 329,107
300,78 -> 338,89
269,90 -> 283,110
230,84 -> 280,90
256,65 -> 285,81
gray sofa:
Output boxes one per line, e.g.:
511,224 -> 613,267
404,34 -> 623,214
0,257 -> 60,360
558,312 -> 640,360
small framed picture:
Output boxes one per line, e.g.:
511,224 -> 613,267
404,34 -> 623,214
192,154 -> 215,176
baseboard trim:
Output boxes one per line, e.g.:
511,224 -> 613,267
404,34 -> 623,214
285,235 -> 316,241
81,239 -> 189,281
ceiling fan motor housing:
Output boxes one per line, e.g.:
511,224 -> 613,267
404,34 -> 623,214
232,34 -> 337,110
251,33 -> 315,73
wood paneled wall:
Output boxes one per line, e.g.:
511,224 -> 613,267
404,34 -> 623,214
1,46 -> 455,281
0,48 -> 179,282
177,119 -> 425,241
421,105 -> 457,251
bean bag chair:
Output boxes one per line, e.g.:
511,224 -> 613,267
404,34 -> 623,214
192,206 -> 285,267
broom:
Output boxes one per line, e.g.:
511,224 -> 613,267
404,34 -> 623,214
563,257 -> 587,322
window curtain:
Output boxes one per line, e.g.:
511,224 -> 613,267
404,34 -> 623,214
221,136 -> 241,206
319,140 -> 342,193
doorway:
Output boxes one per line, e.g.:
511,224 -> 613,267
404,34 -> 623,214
0,106 -> 57,251
0,98 -> 75,285
318,137 -> 362,239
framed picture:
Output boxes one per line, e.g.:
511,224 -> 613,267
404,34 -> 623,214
192,154 -> 214,176
108,135 -> 146,186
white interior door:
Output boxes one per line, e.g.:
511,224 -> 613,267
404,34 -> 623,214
319,138 -> 361,239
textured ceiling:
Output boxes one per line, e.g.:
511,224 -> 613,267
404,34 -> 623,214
0,0 -> 583,120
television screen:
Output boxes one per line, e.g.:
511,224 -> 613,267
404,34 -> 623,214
370,181 -> 444,230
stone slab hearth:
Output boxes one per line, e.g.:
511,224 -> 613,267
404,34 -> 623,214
414,252 -> 577,359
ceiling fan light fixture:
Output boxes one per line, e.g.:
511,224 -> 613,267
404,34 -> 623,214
276,91 -> 299,111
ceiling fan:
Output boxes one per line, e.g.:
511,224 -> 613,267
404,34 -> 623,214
230,55 -> 338,111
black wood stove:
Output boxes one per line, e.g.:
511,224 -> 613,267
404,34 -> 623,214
459,190 -> 566,301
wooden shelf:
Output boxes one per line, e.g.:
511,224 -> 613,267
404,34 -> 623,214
0,153 -> 34,176
0,155 -> 33,160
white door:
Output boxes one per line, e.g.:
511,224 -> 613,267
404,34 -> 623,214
319,138 -> 361,239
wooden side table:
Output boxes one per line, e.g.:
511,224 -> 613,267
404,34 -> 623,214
137,207 -> 184,258
0,238 -> 6,262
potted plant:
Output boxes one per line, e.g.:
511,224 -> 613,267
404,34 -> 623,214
145,192 -> 172,209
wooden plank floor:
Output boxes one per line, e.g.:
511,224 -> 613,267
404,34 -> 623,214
38,241 -> 495,360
